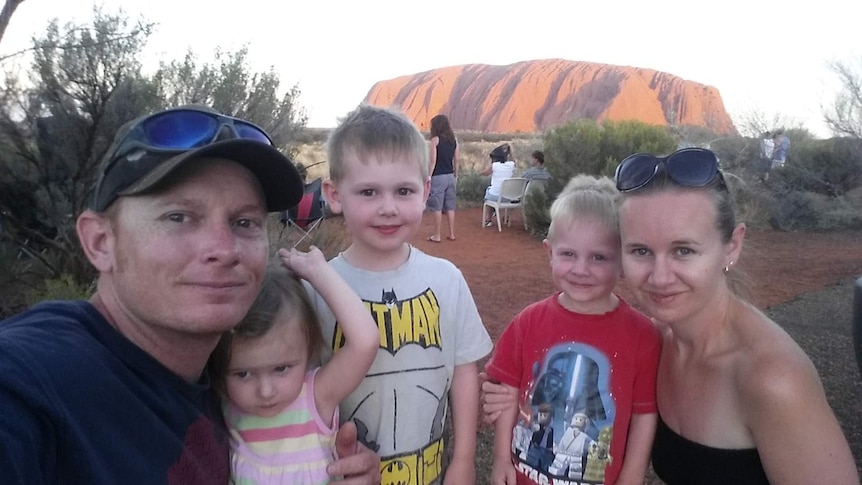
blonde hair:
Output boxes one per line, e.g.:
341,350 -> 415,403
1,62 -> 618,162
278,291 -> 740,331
326,105 -> 429,182
548,174 -> 619,240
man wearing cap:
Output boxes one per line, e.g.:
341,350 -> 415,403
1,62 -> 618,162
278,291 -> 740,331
0,106 -> 381,484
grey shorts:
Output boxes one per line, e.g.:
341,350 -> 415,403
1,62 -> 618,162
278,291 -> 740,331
427,173 -> 457,212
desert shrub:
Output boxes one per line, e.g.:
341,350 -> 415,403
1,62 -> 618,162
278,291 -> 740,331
532,120 -> 676,236
456,131 -> 541,144
457,171 -> 490,204
670,124 -> 721,148
708,136 -> 757,173
724,173 -> 774,229
24,273 -> 94,307
295,127 -> 331,144
458,142 -> 496,172
599,120 -> 678,166
769,189 -> 862,231
543,120 -> 604,198
769,137 -> 862,196
523,183 -> 551,238
544,119 -> 676,200
755,136 -> 862,230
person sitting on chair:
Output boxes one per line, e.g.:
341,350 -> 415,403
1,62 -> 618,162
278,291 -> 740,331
481,143 -> 516,227
522,150 -> 550,182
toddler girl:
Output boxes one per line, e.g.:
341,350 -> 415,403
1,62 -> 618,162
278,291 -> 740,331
208,246 -> 378,484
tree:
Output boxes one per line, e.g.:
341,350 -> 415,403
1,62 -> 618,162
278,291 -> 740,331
154,46 -> 308,151
0,8 -> 310,309
0,8 -> 159,286
0,0 -> 25,47
824,58 -> 862,139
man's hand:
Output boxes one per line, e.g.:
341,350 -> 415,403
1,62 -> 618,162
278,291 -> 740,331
328,421 -> 381,484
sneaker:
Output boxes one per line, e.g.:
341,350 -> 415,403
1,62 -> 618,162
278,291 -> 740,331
483,221 -> 494,228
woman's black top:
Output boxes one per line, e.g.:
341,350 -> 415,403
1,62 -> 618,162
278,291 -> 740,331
652,415 -> 770,485
432,138 -> 456,176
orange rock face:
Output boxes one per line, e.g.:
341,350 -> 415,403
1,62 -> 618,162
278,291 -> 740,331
363,59 -> 736,134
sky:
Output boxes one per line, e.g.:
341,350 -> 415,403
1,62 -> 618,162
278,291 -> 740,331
2,0 -> 860,138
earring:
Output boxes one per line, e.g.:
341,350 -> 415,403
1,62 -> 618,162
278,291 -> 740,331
724,261 -> 734,273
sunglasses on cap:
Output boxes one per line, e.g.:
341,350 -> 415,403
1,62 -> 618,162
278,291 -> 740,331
91,107 -> 292,212
614,148 -> 725,192
112,108 -> 272,157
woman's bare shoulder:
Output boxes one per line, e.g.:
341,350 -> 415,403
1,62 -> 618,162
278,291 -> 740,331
734,308 -> 823,410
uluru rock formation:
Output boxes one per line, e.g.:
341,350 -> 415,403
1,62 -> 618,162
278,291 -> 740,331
363,59 -> 736,134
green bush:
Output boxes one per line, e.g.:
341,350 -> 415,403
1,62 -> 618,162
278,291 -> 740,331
769,137 -> 862,196
543,119 -> 676,199
523,183 -> 551,238
543,120 -> 604,198
709,137 -> 759,173
770,190 -> 862,231
457,171 -> 490,204
724,174 -> 774,229
526,119 -> 676,234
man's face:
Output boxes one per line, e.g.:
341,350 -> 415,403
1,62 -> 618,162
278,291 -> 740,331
103,159 -> 269,337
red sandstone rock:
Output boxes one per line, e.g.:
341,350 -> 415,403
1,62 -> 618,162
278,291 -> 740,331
363,59 -> 736,134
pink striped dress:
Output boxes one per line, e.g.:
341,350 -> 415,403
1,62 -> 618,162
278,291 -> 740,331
224,369 -> 337,485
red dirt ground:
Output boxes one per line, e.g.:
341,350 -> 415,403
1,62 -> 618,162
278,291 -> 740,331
409,207 -> 862,342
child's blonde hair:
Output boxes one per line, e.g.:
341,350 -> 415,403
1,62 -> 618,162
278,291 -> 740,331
548,174 -> 619,240
207,263 -> 324,395
326,104 -> 429,182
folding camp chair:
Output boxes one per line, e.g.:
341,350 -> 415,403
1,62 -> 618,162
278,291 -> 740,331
279,178 -> 326,247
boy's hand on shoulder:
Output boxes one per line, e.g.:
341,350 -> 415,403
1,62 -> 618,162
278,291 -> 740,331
278,246 -> 328,282
479,372 -> 518,425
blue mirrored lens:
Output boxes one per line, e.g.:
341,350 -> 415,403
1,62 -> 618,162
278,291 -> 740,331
143,111 -> 219,149
234,121 -> 271,144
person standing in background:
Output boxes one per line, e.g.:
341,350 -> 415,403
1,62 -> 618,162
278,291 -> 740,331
758,132 -> 774,182
427,114 -> 459,242
772,130 -> 790,170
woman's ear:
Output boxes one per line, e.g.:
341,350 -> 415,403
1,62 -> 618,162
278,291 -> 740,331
76,209 -> 115,272
726,222 -> 746,267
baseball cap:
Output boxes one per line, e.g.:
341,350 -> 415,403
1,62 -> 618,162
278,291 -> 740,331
91,106 -> 303,212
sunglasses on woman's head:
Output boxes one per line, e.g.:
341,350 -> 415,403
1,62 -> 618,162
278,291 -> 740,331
614,148 -> 725,192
